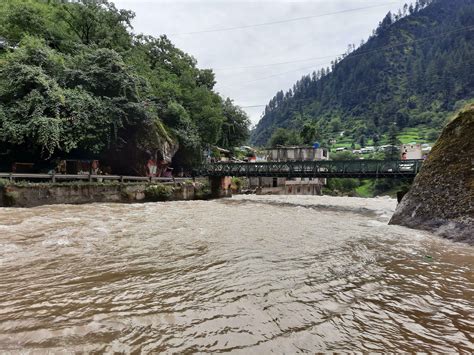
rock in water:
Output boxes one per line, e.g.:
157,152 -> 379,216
390,105 -> 474,244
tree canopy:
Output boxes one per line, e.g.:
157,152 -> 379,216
0,0 -> 250,173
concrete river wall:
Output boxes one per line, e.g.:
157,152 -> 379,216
0,182 -> 208,208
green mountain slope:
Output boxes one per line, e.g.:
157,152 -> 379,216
251,0 -> 474,147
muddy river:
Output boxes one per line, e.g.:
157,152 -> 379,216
0,195 -> 472,352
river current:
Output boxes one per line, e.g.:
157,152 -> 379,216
0,195 -> 472,352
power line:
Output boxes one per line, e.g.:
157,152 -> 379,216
215,54 -> 338,71
169,2 -> 398,36
222,61 -> 330,88
215,25 -> 474,71
217,25 -> 474,90
218,62 -> 327,91
240,104 -> 267,108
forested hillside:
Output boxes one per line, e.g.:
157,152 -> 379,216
251,0 -> 474,147
0,0 -> 249,173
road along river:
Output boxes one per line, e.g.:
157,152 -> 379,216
0,195 -> 472,352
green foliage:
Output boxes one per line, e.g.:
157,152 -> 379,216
0,178 -> 9,187
194,182 -> 211,200
0,37 -> 157,159
218,98 -> 250,149
144,184 -> 174,201
326,178 -> 361,196
55,0 -> 134,49
268,128 -> 302,147
385,124 -> 401,159
426,130 -> 439,141
330,151 -> 357,160
324,177 -> 412,198
231,177 -> 244,192
300,122 -> 320,145
252,0 -> 474,147
0,0 -> 250,172
329,118 -> 342,133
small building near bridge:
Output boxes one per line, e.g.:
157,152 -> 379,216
250,146 -> 329,195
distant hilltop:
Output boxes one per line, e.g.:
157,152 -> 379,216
251,0 -> 474,149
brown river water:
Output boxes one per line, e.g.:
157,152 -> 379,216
0,195 -> 472,353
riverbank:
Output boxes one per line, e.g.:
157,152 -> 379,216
0,180 -> 213,207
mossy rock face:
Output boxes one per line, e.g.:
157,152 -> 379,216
390,105 -> 474,244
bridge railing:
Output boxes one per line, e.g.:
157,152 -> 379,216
200,159 -> 423,178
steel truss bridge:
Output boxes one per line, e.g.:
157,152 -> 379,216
201,159 -> 423,179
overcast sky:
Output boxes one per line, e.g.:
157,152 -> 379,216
114,0 -> 403,125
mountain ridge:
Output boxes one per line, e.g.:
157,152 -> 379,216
251,0 -> 474,147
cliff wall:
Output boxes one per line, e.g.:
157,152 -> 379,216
389,105 -> 474,244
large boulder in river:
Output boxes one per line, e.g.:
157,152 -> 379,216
389,105 -> 474,244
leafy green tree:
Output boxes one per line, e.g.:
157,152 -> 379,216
329,118 -> 342,132
331,151 -> 357,160
386,124 -> 401,159
0,0 -> 250,172
268,128 -> 302,147
269,128 -> 290,147
300,122 -> 320,145
218,98 -> 250,149
372,133 -> 380,148
327,178 -> 361,194
0,37 -> 169,163
56,0 -> 134,49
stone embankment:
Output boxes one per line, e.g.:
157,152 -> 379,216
390,105 -> 474,244
0,181 -> 211,208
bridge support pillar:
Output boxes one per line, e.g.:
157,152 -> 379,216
209,176 -> 232,199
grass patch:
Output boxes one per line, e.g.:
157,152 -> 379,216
355,180 -> 374,197
329,125 -> 439,151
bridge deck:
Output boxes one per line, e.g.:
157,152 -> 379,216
201,159 -> 423,179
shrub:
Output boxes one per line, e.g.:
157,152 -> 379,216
231,177 -> 243,192
144,184 -> 173,201
0,179 -> 10,187
4,190 -> 20,206
195,183 -> 211,200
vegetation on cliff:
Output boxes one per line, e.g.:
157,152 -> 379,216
252,0 -> 474,147
0,0 -> 250,173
